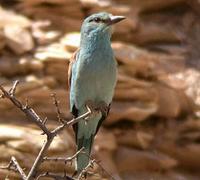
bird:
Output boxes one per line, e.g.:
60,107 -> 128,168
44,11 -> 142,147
68,12 -> 125,174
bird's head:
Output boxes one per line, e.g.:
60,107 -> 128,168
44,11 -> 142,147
81,12 -> 125,38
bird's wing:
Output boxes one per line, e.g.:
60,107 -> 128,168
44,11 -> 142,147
68,48 -> 80,117
95,103 -> 111,135
68,48 -> 80,89
68,48 -> 80,138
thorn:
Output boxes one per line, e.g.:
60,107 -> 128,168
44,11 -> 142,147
24,98 -> 29,108
51,93 -> 64,124
9,80 -> 19,95
22,105 -> 28,111
84,105 -> 92,120
43,117 -> 48,125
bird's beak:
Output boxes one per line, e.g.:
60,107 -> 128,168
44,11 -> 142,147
109,15 -> 126,25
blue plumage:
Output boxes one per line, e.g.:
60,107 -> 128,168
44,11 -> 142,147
68,12 -> 125,174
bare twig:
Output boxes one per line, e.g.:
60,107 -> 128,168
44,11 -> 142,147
42,117 -> 48,125
0,81 -> 93,180
51,109 -> 91,136
94,160 -> 115,180
76,151 -> 115,180
43,150 -> 115,180
36,172 -> 73,180
8,80 -> 19,95
51,93 -> 64,124
26,110 -> 91,179
0,81 -> 113,180
0,156 -> 27,180
27,139 -> 52,179
44,147 -> 85,164
77,159 -> 96,179
38,149 -> 87,180
0,82 -> 50,136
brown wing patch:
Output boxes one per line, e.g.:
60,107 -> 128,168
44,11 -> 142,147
68,48 -> 80,89
68,49 -> 80,141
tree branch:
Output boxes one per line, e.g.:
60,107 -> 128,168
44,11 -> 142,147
36,172 -> 73,180
43,147 -> 85,164
77,159 -> 96,179
51,93 -> 65,124
0,80 -> 51,136
0,81 -> 92,180
0,156 -> 27,180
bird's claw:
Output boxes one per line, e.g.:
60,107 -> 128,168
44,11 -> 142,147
85,100 -> 98,115
96,101 -> 110,117
85,100 -> 109,120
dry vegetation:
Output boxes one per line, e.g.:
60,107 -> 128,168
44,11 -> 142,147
0,0 -> 200,179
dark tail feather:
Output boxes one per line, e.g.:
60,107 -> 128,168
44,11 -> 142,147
76,135 -> 94,173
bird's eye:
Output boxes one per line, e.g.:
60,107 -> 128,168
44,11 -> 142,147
88,17 -> 102,23
94,17 -> 101,23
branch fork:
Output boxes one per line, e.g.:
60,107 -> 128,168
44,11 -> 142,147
0,81 -> 92,180
0,80 -> 114,180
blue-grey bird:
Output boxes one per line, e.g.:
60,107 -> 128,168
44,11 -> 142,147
68,12 -> 125,174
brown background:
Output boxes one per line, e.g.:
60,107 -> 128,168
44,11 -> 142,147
0,0 -> 200,179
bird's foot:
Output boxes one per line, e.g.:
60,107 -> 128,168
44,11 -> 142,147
85,100 -> 110,119
96,101 -> 110,117
86,100 -> 110,116
84,100 -> 100,123
72,170 -> 87,179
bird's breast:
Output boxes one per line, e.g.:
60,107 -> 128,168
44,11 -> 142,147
74,48 -> 117,107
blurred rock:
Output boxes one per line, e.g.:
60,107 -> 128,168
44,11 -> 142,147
108,101 -> 157,123
4,25 -> 34,54
0,124 -> 75,177
60,32 -> 80,52
115,146 -> 178,172
0,6 -> 33,54
0,6 -> 31,28
115,129 -> 154,149
32,20 -> 61,45
0,29 -> 5,50
16,0 -> 83,32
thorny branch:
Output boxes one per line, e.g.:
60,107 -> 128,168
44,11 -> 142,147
0,156 -> 27,180
94,160 -> 115,180
0,80 -> 51,136
36,172 -> 73,180
0,81 -> 93,180
43,147 -> 85,165
77,160 -> 96,179
43,149 -> 115,180
51,93 -> 64,124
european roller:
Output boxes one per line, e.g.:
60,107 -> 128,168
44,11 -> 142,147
68,12 -> 125,174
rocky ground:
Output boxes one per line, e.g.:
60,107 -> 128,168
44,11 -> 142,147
0,0 -> 200,179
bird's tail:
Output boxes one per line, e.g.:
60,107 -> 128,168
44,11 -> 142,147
76,135 -> 94,173
75,110 -> 102,174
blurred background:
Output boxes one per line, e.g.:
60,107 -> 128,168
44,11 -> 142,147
0,0 -> 200,179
